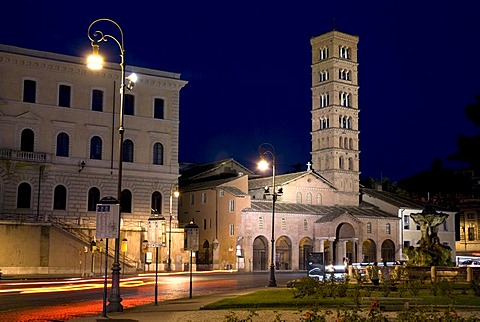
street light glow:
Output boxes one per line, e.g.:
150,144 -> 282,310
258,159 -> 269,171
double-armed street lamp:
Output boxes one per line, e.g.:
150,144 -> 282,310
258,143 -> 282,287
167,184 -> 180,272
87,18 -> 137,313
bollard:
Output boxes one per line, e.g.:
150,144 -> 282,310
431,266 -> 437,282
467,266 -> 473,282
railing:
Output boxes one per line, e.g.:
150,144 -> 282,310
0,149 -> 51,163
48,216 -> 138,269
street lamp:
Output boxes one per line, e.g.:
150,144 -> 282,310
258,143 -> 282,287
167,184 -> 180,272
87,18 -> 137,313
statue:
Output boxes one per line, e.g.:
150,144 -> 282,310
404,204 -> 453,267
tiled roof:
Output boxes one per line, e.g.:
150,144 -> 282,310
180,158 -> 254,180
248,170 -> 336,190
181,176 -> 242,192
362,188 -> 426,209
243,200 -> 398,222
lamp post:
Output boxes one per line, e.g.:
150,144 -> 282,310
258,143 -> 281,287
167,184 -> 180,272
87,18 -> 137,313
121,238 -> 128,274
185,221 -> 199,299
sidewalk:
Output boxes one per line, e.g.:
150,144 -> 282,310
72,287 -> 269,322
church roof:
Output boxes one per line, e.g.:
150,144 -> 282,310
243,200 -> 398,222
248,170 -> 336,190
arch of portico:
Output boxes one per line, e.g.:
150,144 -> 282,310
276,235 -> 292,270
252,235 -> 268,271
299,237 -> 313,270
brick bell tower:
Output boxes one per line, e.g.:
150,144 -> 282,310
310,30 -> 360,206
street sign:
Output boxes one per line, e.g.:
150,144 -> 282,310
96,203 -> 120,239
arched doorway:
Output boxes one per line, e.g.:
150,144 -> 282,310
253,236 -> 268,271
276,236 -> 292,270
299,237 -> 313,270
362,239 -> 376,263
336,223 -> 355,263
381,239 -> 395,262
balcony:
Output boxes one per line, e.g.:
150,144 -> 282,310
0,149 -> 51,163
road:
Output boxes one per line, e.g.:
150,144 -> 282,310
0,271 -> 304,321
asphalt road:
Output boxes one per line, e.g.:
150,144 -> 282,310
0,271 -> 305,321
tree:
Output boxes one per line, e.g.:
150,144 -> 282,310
448,95 -> 480,170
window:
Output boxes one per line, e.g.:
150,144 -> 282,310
467,213 -> 475,220
53,185 -> 67,210
403,241 -> 411,248
92,89 -> 103,112
23,79 -> 36,103
154,98 -> 164,119
340,92 -> 350,107
320,46 -> 328,60
306,192 -> 312,205
153,142 -> 163,165
121,189 -> 132,213
202,192 -> 207,204
21,128 -> 34,152
281,218 -> 287,230
404,213 -> 412,228
90,136 -> 102,160
258,216 -> 264,229
124,94 -> 135,115
386,223 -> 391,234
319,70 -> 329,82
339,69 -> 351,81
219,190 -> 224,197
203,219 -> 207,230
339,46 -> 350,59
443,220 -> 448,232
17,182 -> 31,208
56,132 -> 69,157
296,192 -> 302,203
316,193 -> 322,205
229,200 -> 235,212
88,187 -> 100,212
366,222 -> 372,234
468,227 -> 475,241
190,194 -> 195,205
304,219 -> 308,230
122,139 -> 134,162
229,224 -> 235,236
151,191 -> 162,214
320,93 -> 329,107
58,84 -> 71,107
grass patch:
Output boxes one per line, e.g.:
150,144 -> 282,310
202,285 -> 480,311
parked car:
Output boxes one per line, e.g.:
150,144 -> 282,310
459,260 -> 480,267
308,265 -> 345,281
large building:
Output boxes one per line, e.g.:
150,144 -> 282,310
178,30 -> 410,272
0,44 -> 188,274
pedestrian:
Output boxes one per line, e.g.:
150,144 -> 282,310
370,262 -> 380,286
343,257 -> 349,278
381,261 -> 390,281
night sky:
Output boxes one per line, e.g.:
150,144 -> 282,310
1,1 -> 479,181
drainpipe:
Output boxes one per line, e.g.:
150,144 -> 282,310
36,165 -> 45,221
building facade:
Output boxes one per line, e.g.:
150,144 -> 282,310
0,44 -> 188,274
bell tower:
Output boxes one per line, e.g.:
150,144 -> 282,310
310,30 -> 360,206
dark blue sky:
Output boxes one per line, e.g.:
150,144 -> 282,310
1,1 -> 479,181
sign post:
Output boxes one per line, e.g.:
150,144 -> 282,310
185,221 -> 199,299
96,198 -> 120,317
